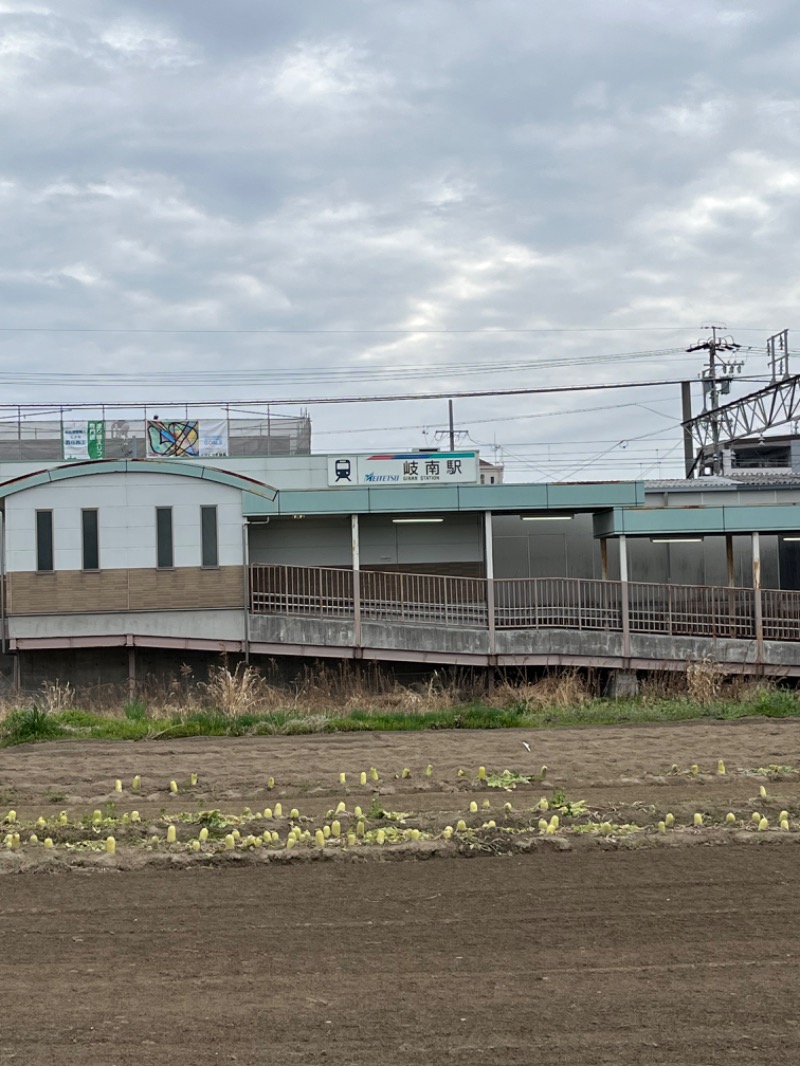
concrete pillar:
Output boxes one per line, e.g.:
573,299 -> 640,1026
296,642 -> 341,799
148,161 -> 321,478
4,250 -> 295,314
752,531 -> 763,664
619,535 -> 631,658
484,511 -> 496,655
600,538 -> 609,580
351,514 -> 361,649
725,533 -> 736,638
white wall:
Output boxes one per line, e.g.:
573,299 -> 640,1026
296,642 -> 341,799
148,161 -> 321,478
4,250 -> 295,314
4,472 -> 244,572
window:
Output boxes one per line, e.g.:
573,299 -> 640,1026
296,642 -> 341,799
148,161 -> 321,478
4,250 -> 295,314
156,507 -> 173,569
36,510 -> 53,572
82,509 -> 99,571
201,506 -> 218,568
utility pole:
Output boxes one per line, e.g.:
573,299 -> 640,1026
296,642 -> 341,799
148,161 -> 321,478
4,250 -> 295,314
448,399 -> 455,451
686,325 -> 742,475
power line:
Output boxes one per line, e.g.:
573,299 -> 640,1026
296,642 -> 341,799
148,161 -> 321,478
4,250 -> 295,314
0,325 -> 789,335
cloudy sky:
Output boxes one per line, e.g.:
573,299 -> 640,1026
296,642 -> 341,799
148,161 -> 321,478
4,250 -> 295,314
1,0 -> 798,480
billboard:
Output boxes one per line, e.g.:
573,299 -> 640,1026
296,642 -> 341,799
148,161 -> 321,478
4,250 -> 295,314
328,452 -> 478,486
63,420 -> 106,461
146,418 -> 228,458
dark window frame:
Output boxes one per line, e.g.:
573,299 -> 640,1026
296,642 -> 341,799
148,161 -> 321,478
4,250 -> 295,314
156,507 -> 174,569
201,505 -> 219,568
82,508 -> 99,571
36,510 -> 54,573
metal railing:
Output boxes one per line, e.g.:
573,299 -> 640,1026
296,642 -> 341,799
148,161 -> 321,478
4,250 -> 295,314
249,564 -> 800,644
360,570 -> 487,628
249,564 -> 354,618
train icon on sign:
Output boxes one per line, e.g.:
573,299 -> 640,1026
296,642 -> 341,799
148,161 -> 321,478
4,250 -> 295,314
334,458 -> 352,482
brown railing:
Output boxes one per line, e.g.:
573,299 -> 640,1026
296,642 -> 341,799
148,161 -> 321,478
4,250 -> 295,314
249,564 -> 354,618
763,589 -> 800,642
249,564 -> 800,644
360,570 -> 487,628
628,582 -> 756,639
495,577 -> 622,630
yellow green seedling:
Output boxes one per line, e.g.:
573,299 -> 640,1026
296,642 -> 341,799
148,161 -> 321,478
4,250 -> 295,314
339,772 -> 347,785
725,812 -> 736,824
665,813 -> 674,827
751,811 -> 761,824
190,839 -> 201,852
92,810 -> 102,825
425,765 -> 433,777
224,834 -> 235,850
290,808 -> 300,819
369,768 -> 379,782
354,806 -> 363,818
540,765 -> 548,780
375,829 -> 386,845
693,812 -> 703,826
130,811 -> 141,823
442,826 -> 453,839
43,837 -> 54,849
457,769 -> 466,778
132,775 -> 140,790
717,760 -> 726,775
657,821 -> 666,834
335,801 -> 346,815
322,824 -> 331,839
190,773 -> 198,787
477,766 -> 487,781
169,780 -> 178,794
286,836 -> 296,850
690,764 -> 699,776
549,814 -> 559,830
166,825 -> 177,844
469,801 -> 478,813
271,831 -> 279,844
538,818 -> 549,832
231,828 -> 241,842
410,828 -> 422,840
199,827 -> 209,843
780,810 -> 789,822
58,811 -> 68,825
359,771 -> 367,786
455,820 -> 468,833
356,820 -> 366,838
36,816 -> 46,828
264,807 -> 273,819
29,834 -> 38,845
482,799 -> 490,810
760,785 -> 767,800
331,821 -> 341,839
274,802 -> 283,818
758,817 -> 769,832
105,836 -> 116,854
347,832 -> 356,846
114,779 -> 123,793
781,819 -> 790,831
267,776 -> 275,790
401,768 -> 411,779
539,798 -> 549,812
503,802 -> 513,813
121,813 -> 129,826
545,823 -> 556,836
11,833 -> 20,849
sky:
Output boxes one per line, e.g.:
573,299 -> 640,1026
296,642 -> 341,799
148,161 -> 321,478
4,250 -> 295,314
1,0 -> 799,481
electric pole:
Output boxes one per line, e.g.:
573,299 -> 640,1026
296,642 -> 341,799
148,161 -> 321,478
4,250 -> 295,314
686,325 -> 742,475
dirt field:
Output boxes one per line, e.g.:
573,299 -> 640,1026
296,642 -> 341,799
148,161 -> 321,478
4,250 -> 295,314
2,719 -> 800,1064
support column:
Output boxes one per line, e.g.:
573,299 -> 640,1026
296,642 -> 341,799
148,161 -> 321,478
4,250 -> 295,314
619,534 -> 631,659
242,522 -> 251,664
600,538 -> 609,581
351,515 -> 362,651
128,645 -> 136,701
484,511 -> 495,656
726,533 -> 736,637
752,531 -> 763,665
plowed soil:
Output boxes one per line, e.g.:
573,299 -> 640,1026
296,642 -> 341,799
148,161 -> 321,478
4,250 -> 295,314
2,719 -> 800,1065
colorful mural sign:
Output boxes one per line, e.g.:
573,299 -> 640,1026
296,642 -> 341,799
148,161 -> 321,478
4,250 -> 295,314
63,420 -> 106,461
327,452 -> 479,486
146,418 -> 228,458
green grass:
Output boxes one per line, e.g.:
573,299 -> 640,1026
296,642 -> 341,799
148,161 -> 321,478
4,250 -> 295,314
1,689 -> 799,747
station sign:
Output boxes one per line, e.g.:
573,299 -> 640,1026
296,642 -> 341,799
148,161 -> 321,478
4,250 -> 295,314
328,452 -> 479,487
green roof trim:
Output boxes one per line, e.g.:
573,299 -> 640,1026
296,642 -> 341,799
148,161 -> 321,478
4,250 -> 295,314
594,503 -> 800,538
242,480 -> 645,517
0,459 -> 278,501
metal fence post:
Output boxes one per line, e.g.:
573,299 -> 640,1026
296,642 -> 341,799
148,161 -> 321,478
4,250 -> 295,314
484,511 -> 495,656
619,535 -> 631,658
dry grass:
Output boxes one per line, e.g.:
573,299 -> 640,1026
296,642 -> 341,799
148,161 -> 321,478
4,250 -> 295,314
488,670 -> 594,711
